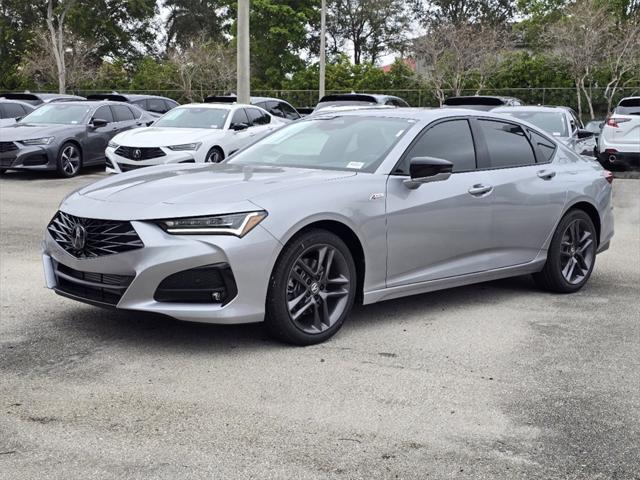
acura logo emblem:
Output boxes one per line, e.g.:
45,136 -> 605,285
71,224 -> 87,251
133,148 -> 142,159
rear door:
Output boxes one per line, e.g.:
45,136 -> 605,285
473,119 -> 566,269
85,105 -> 116,163
226,108 -> 253,155
110,104 -> 138,135
386,118 -> 494,286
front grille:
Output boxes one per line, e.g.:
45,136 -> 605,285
115,146 -> 166,160
0,142 -> 18,153
47,211 -> 144,258
54,262 -> 134,306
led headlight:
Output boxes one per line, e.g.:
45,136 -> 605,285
156,211 -> 267,237
107,140 -> 119,149
20,137 -> 54,146
167,142 -> 202,151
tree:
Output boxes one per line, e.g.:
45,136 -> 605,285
327,0 -> 411,64
45,0 -> 76,93
414,0 -> 515,26
164,0 -> 230,49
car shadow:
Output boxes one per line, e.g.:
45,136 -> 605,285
0,165 -> 105,181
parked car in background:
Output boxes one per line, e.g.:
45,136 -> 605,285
493,106 -> 596,157
0,101 -> 155,177
204,94 -> 301,121
42,108 -> 614,345
443,95 -> 524,111
0,99 -> 35,126
309,104 -> 397,116
313,93 -> 410,112
598,97 -> 640,170
105,103 -> 285,173
86,93 -> 179,117
0,91 -> 86,105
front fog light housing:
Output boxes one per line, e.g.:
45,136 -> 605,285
107,140 -> 119,149
167,142 -> 202,151
20,137 -> 54,146
156,211 -> 267,237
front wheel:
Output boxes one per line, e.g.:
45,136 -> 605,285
204,147 -> 224,163
265,229 -> 357,345
56,142 -> 82,178
533,210 -> 597,293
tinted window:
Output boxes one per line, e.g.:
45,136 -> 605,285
132,99 -> 148,110
164,99 -> 179,110
478,120 -> 536,168
499,111 -> 568,137
230,108 -> 249,128
530,131 -> 556,163
3,103 -> 26,118
111,104 -> 135,122
246,108 -> 271,125
616,97 -> 640,115
278,102 -> 300,120
20,104 -> 92,124
147,98 -> 167,113
128,105 -> 143,119
397,119 -> 476,174
93,106 -> 114,123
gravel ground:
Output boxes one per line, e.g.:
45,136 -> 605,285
1,168 -> 639,480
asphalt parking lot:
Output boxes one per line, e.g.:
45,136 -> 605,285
0,169 -> 639,480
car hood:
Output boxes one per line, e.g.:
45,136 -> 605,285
62,163 -> 356,220
0,123 -> 81,140
113,127 -> 223,147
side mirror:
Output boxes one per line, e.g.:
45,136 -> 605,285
404,157 -> 453,190
231,122 -> 249,131
15,116 -> 23,122
91,118 -> 108,128
577,129 -> 594,139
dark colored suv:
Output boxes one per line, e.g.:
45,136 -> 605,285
86,93 -> 179,117
0,92 -> 86,105
0,99 -> 35,126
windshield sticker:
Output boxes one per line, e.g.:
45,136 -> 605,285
552,132 -> 561,136
395,129 -> 405,137
347,161 -> 364,169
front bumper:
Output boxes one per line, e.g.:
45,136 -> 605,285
43,220 -> 282,324
0,142 -> 57,171
106,147 -> 198,174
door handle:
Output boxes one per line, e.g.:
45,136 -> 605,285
468,184 -> 493,196
537,169 -> 556,180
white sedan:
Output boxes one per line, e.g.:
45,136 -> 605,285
105,103 -> 285,173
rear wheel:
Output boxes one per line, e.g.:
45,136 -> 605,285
533,210 -> 597,293
56,142 -> 82,178
265,229 -> 357,345
204,147 -> 224,163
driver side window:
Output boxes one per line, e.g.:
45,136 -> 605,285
230,108 -> 250,129
92,106 -> 113,123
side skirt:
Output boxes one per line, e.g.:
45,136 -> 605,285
363,258 -> 546,305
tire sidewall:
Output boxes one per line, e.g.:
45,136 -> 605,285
205,147 -> 223,163
266,229 -> 357,345
546,210 -> 597,292
56,142 -> 82,178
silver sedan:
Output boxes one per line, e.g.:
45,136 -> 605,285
42,108 -> 614,344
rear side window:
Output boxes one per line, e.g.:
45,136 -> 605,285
164,99 -> 179,110
132,99 -> 148,110
111,104 -> 135,122
278,102 -> 300,120
397,119 -> 476,174
147,98 -> 167,113
615,98 -> 640,115
477,120 -> 536,168
93,105 -> 114,123
529,131 -> 556,163
246,108 -> 271,125
230,108 -> 249,127
2,103 -> 26,118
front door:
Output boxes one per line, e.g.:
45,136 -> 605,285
386,118 -> 494,287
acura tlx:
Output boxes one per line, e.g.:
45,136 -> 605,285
43,109 -> 614,345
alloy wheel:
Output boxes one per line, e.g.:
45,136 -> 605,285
286,244 -> 351,334
206,149 -> 223,163
560,218 -> 595,285
61,145 -> 80,176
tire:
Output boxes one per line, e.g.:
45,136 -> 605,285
265,229 -> 357,345
56,142 -> 82,178
0,169 -> 6,175
533,209 -> 597,293
204,147 -> 224,163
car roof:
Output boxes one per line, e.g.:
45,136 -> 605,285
35,100 -> 138,108
0,98 -> 35,107
86,93 -> 173,102
317,93 -> 395,104
310,107 -> 519,121
203,95 -> 294,105
443,96 -> 523,106
492,105 -> 567,114
177,102 -> 256,111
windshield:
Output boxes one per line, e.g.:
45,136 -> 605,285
154,107 -> 229,129
500,111 -> 568,137
20,104 -> 92,124
228,115 -> 412,172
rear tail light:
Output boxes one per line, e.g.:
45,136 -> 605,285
606,117 -> 631,128
603,170 -> 614,184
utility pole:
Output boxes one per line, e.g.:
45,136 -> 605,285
319,0 -> 326,101
237,0 -> 250,103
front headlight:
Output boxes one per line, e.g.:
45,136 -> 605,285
107,140 -> 119,149
20,137 -> 54,146
167,142 -> 202,151
156,211 -> 267,237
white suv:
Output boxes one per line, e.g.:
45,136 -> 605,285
106,103 -> 284,173
598,97 -> 640,169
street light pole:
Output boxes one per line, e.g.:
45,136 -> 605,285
237,0 -> 250,103
319,0 -> 326,101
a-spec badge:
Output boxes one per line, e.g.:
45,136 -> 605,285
369,193 -> 385,201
